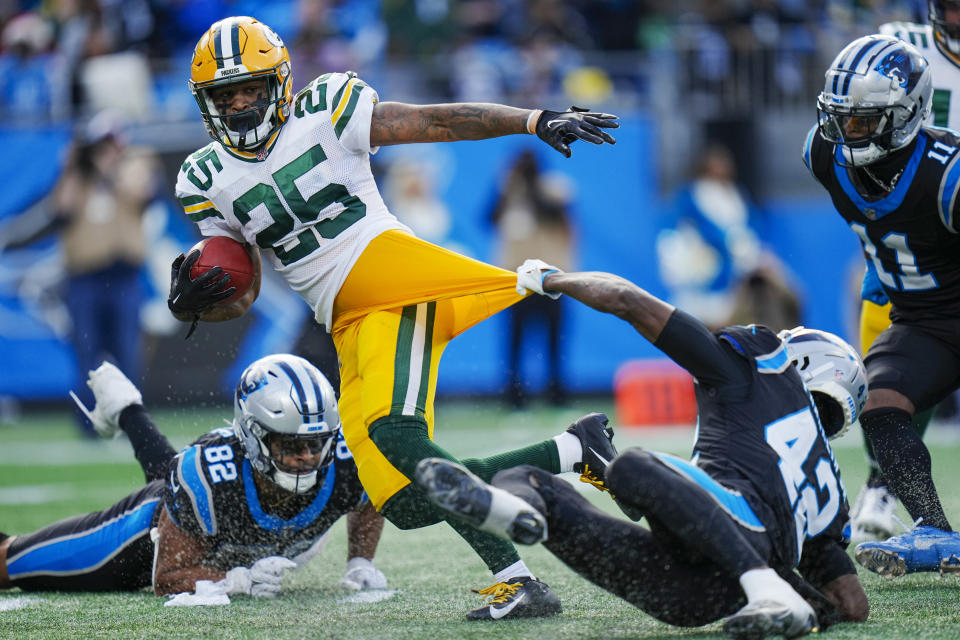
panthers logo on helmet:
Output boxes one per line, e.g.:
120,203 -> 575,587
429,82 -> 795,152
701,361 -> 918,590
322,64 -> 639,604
237,370 -> 268,401
874,50 -> 924,90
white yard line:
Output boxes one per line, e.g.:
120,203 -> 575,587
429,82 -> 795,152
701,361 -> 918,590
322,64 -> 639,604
0,596 -> 39,611
0,484 -> 131,505
341,590 -> 397,604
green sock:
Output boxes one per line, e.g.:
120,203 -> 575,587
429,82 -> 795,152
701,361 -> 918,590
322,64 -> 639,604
369,414 -> 552,572
462,442 -> 561,482
368,414 -> 561,481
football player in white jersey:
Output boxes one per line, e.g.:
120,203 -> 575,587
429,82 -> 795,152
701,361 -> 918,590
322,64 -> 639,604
848,1 -> 960,543
166,16 -> 619,620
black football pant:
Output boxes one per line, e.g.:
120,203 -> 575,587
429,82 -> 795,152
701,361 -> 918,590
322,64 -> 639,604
5,482 -> 164,591
492,448 -> 779,627
5,406 -> 176,591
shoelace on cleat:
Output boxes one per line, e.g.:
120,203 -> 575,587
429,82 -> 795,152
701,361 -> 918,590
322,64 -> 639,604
577,464 -> 615,497
472,581 -> 521,604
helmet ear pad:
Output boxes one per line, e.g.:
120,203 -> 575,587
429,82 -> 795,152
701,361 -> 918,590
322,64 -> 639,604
812,391 -> 846,439
778,326 -> 868,440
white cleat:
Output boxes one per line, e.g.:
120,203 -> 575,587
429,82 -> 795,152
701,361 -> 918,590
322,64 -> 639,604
70,362 -> 143,438
849,484 -> 899,542
723,600 -> 818,639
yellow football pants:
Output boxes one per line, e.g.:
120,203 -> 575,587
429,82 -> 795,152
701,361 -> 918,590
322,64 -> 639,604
859,299 -> 892,356
331,230 -> 525,508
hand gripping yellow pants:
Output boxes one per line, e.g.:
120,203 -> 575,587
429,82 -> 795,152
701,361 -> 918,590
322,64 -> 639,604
331,230 -> 526,509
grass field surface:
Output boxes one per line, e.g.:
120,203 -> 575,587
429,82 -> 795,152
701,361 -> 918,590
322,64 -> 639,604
2,399 -> 960,639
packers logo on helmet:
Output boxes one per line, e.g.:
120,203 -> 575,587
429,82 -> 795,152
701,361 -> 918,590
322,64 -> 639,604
189,16 -> 293,152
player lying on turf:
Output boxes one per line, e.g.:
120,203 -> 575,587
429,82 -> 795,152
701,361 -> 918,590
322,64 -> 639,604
0,355 -> 388,598
416,266 -> 870,639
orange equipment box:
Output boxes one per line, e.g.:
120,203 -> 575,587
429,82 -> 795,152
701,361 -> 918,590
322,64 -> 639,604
613,359 -> 697,426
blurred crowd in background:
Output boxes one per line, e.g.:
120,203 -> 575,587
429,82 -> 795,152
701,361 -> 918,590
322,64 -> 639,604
0,0 -> 930,123
0,0 -> 930,421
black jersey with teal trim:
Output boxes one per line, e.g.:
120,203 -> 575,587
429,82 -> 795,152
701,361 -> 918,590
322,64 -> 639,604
803,126 -> 960,322
163,427 -> 365,569
657,315 -> 849,571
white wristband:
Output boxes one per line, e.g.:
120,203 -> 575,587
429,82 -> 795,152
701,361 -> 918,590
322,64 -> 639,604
526,110 -> 542,134
346,557 -> 375,571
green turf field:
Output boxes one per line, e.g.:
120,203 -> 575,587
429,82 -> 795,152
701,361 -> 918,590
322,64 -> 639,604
2,400 -> 959,639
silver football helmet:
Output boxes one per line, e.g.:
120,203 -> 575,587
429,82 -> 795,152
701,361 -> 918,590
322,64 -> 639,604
234,354 -> 340,494
817,34 -> 931,167
778,327 -> 868,440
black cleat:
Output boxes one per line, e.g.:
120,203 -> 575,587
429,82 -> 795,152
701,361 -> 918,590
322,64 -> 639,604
567,412 -> 617,491
466,576 -> 562,621
722,600 -> 818,639
414,458 -> 547,545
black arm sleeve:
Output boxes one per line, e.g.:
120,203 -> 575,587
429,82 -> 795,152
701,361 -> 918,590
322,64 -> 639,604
652,309 -> 752,388
118,405 -> 178,483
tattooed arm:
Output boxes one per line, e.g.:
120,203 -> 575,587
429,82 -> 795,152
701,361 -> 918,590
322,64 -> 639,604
369,102 -> 532,146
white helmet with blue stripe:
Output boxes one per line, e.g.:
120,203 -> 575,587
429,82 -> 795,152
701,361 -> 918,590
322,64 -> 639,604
778,327 -> 868,440
817,34 -> 931,167
234,354 -> 340,494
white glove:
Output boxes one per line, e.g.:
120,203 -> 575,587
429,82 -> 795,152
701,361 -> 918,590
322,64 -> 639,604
164,580 -> 231,607
516,259 -> 562,299
69,361 -> 143,438
218,566 -> 253,596
218,556 -> 297,598
340,557 -> 388,591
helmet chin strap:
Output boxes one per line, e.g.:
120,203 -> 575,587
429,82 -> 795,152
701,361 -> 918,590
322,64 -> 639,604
226,111 -> 259,149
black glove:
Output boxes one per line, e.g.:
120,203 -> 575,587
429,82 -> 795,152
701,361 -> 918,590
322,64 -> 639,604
535,106 -> 619,158
167,250 -> 235,339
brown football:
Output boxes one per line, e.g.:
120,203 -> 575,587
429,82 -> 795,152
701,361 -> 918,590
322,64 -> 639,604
188,236 -> 254,305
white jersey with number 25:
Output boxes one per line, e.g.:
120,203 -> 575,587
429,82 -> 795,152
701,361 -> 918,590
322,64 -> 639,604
175,71 -> 409,328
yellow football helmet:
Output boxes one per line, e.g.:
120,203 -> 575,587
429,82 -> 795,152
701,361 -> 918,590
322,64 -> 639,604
189,16 -> 293,151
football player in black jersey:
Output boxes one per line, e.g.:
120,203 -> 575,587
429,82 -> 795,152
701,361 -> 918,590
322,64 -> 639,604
804,34 -> 960,577
0,355 -> 387,597
416,266 -> 870,639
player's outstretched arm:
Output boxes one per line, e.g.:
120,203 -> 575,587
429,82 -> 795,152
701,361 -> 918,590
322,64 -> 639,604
543,271 -> 675,342
152,508 -> 221,596
341,502 -> 387,590
370,102 -> 617,157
